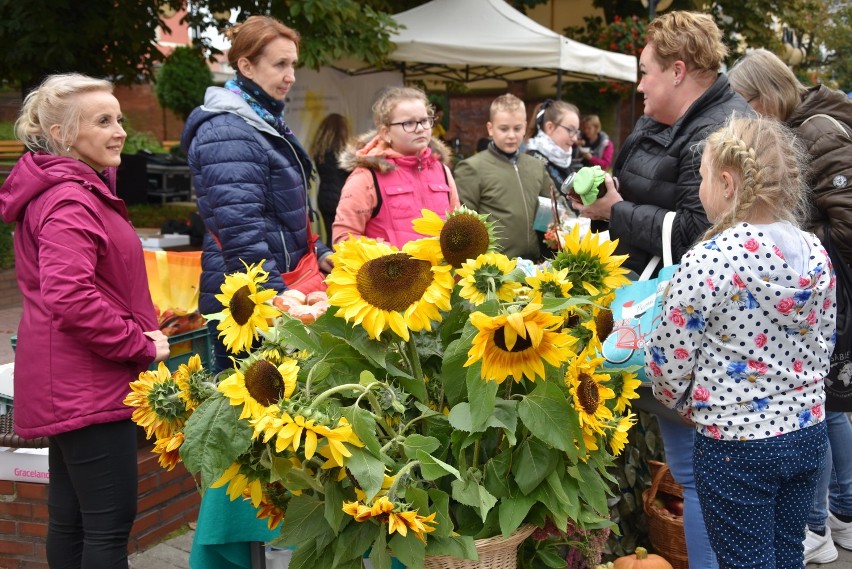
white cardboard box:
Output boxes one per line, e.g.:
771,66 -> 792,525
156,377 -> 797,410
136,229 -> 190,250
0,447 -> 49,484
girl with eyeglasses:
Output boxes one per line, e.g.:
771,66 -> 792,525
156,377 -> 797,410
524,99 -> 582,190
332,86 -> 460,248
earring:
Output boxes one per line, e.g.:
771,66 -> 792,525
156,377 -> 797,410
674,80 -> 680,86
66,146 -> 71,152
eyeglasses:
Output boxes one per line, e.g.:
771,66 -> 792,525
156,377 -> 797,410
557,124 -> 581,137
388,117 -> 436,132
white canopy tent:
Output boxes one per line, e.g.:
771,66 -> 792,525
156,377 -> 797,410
339,0 -> 637,87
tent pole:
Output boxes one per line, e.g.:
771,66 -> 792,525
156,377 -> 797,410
556,70 -> 563,99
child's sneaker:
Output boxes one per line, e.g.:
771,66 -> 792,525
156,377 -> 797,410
804,528 -> 838,564
828,513 -> 852,550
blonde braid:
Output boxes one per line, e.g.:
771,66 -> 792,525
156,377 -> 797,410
702,116 -> 808,240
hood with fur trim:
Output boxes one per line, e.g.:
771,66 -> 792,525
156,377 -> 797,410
337,131 -> 453,174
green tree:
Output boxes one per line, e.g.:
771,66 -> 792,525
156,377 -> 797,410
0,0 -> 401,93
155,47 -> 212,121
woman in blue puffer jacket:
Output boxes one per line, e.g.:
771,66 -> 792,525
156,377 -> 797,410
182,16 -> 332,373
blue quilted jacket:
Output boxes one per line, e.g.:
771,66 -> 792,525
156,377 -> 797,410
181,87 -> 330,315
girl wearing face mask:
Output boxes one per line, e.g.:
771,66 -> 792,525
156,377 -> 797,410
332,86 -> 460,248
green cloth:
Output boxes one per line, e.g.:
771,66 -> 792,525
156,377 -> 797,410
189,487 -> 279,569
572,166 -> 606,206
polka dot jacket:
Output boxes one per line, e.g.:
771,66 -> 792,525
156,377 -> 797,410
645,222 -> 837,441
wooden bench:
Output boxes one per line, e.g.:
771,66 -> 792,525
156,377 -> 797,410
162,140 -> 181,153
0,140 -> 25,161
0,140 -> 24,177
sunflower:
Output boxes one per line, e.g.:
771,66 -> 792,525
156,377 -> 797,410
551,225 -> 631,297
208,260 -> 279,354
609,412 -> 637,456
153,432 -> 185,471
607,370 -> 642,414
212,462 -> 266,506
173,354 -> 215,412
124,362 -> 188,439
343,497 -> 438,543
219,356 -> 299,421
466,302 -> 577,383
258,410 -> 363,465
457,253 -> 522,306
408,207 -> 497,267
565,351 -> 616,435
525,266 -> 573,300
325,237 -> 453,341
251,481 -> 291,529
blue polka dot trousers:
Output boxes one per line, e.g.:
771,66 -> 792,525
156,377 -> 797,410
694,422 -> 827,569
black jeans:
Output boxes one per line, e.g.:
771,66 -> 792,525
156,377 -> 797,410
47,419 -> 138,569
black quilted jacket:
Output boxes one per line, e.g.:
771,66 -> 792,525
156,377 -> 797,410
610,75 -> 753,273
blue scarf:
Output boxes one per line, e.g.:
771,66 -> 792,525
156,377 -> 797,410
225,73 -> 312,180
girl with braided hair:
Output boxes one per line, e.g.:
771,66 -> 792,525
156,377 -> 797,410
645,116 -> 836,569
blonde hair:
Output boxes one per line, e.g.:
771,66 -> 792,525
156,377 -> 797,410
581,114 -> 601,130
728,49 -> 807,122
489,94 -> 525,121
646,11 -> 727,78
309,113 -> 350,163
226,16 -> 300,68
371,86 -> 432,129
15,73 -> 114,155
702,116 -> 809,240
528,99 -> 580,138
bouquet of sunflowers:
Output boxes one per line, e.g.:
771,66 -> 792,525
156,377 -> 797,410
125,207 -> 642,568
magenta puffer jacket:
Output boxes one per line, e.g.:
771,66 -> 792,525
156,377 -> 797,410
0,153 -> 158,438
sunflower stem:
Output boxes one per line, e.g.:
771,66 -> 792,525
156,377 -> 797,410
309,384 -> 370,409
387,460 -> 419,501
405,337 -> 428,403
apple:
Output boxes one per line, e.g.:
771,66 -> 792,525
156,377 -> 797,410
665,496 -> 684,517
652,497 -> 666,511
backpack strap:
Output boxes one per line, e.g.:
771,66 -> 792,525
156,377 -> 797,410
370,169 -> 383,219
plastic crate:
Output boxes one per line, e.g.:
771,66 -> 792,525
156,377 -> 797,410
10,327 -> 211,375
152,327 -> 212,373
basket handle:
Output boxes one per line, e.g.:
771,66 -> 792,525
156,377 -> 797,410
644,462 -> 671,511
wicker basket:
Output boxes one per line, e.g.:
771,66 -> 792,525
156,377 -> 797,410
642,460 -> 688,569
0,409 -> 50,448
422,525 -> 536,569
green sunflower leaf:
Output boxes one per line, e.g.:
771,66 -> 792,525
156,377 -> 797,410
179,393 -> 252,489
345,446 -> 386,501
279,494 -> 330,546
451,477 -> 498,522
388,532 -> 426,568
466,365 -> 497,431
517,381 -> 579,460
369,531 -> 392,569
511,438 -> 558,495
403,434 -> 441,460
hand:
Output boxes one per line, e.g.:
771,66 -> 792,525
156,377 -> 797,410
319,255 -> 334,274
144,330 -> 171,363
571,173 -> 623,221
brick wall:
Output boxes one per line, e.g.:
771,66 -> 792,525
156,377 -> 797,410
0,447 -> 200,569
113,83 -> 185,144
0,271 -> 21,311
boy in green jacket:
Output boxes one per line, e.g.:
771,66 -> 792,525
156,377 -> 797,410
454,94 -> 554,260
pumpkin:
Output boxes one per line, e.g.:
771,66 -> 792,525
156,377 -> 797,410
613,547 -> 673,569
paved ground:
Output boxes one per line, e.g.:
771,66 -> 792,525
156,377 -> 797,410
2,303 -> 851,568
